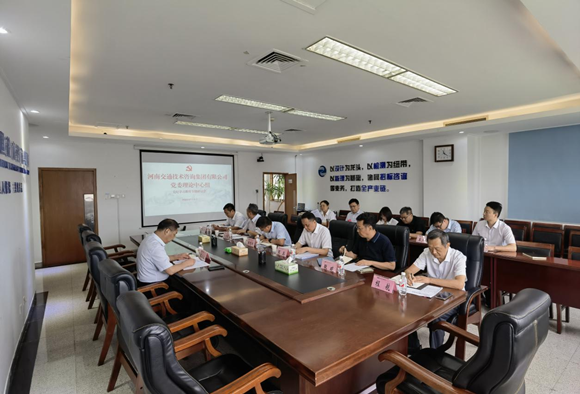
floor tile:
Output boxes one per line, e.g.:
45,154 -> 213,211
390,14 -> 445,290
552,361 -> 580,393
526,350 -> 569,389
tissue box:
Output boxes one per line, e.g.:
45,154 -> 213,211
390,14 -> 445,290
275,260 -> 299,275
231,246 -> 248,256
198,235 -> 211,244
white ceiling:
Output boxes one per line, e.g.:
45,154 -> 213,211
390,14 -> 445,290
0,0 -> 579,148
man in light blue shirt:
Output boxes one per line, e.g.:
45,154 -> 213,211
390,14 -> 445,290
256,216 -> 292,246
426,212 -> 462,234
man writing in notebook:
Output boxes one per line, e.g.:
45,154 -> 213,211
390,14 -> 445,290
404,230 -> 467,350
295,212 -> 333,258
339,213 -> 396,270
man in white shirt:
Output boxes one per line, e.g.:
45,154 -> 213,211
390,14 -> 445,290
472,201 -> 516,252
213,203 -> 247,232
233,203 -> 261,236
136,219 -> 195,285
256,216 -> 292,246
311,200 -> 337,225
295,212 -> 333,258
404,229 -> 467,349
345,198 -> 364,222
426,212 -> 462,234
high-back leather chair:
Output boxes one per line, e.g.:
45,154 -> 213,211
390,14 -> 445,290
78,223 -> 92,245
456,220 -> 473,235
375,225 -> 410,272
257,209 -> 267,218
569,246 -> 580,261
329,220 -> 356,258
531,225 -> 564,257
292,216 -> 322,244
447,233 -> 485,359
82,229 -> 102,244
268,212 -> 288,226
84,241 -> 109,311
376,288 -> 551,394
116,291 -> 282,394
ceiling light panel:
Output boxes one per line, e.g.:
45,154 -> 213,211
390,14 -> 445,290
215,95 -> 292,112
174,120 -> 233,130
390,71 -> 457,97
306,37 -> 405,78
285,109 -> 345,121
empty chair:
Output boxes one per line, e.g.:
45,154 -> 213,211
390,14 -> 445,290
376,288 -> 551,394
257,209 -> 267,218
445,233 -> 485,360
455,220 -> 473,235
375,225 -> 410,273
569,246 -> 580,261
267,212 -> 288,226
116,291 -> 282,394
504,220 -> 532,242
532,222 -> 562,230
338,209 -> 350,220
329,220 -> 356,258
564,226 -> 580,257
516,241 -> 554,257
531,225 -> 564,257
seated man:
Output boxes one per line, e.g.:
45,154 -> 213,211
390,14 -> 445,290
426,212 -> 462,234
398,206 -> 426,239
233,203 -> 261,237
339,213 -> 396,271
213,203 -> 247,232
405,229 -> 467,350
256,216 -> 292,246
345,198 -> 364,222
295,212 -> 333,258
472,201 -> 516,252
311,200 -> 337,225
136,219 -> 195,286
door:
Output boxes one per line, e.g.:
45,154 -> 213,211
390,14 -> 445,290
39,168 -> 98,267
285,173 -> 297,217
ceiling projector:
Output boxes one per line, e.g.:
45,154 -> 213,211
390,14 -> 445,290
259,131 -> 281,145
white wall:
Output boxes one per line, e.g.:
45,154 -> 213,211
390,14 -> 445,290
300,140 -> 423,215
29,136 -> 300,263
0,77 -> 35,392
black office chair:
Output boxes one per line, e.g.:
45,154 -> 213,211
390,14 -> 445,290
446,233 -> 485,360
257,209 -> 267,218
267,212 -> 288,226
531,227 -> 564,257
78,223 -> 92,245
569,246 -> 580,261
99,260 -> 216,390
116,291 -> 283,394
375,225 -> 410,273
455,220 -> 473,235
376,288 -> 551,394
329,220 -> 356,258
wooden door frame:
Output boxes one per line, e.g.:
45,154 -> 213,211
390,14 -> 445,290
39,168 -> 99,267
262,172 -> 288,212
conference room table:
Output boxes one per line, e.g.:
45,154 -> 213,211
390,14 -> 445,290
408,239 -> 580,327
131,231 -> 466,394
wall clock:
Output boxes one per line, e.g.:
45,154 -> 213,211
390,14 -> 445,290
434,144 -> 454,162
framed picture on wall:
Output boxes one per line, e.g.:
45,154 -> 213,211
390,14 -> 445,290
434,144 -> 454,162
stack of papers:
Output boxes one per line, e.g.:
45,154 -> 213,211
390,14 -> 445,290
294,252 -> 319,260
391,274 -> 424,289
180,257 -> 210,270
406,285 -> 443,298
344,264 -> 368,272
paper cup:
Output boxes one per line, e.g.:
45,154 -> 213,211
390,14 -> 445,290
271,245 -> 278,253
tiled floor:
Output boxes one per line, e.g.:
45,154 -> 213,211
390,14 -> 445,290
30,264 -> 580,393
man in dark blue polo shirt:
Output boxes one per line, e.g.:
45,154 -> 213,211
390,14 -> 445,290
339,213 -> 397,271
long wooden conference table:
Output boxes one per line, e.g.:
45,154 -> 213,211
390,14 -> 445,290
131,232 -> 465,394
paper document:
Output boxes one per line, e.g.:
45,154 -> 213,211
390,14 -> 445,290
231,234 -> 243,239
344,264 -> 368,272
391,274 -> 425,289
295,252 -> 319,260
341,256 -> 353,264
180,257 -> 210,270
406,285 -> 443,298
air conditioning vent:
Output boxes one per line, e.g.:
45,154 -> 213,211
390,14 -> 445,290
249,50 -> 305,73
172,113 -> 196,120
285,128 -> 302,132
395,97 -> 432,108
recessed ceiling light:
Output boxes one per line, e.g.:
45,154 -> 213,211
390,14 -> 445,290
215,95 -> 292,112
459,131 -> 465,134
236,128 -> 269,135
0,27 -> 9,35
306,37 -> 405,78
201,146 -> 205,149
285,109 -> 345,121
30,110 -> 40,114
359,144 -> 364,147
390,71 -> 457,97
42,136 -> 49,139
306,36 -> 457,97
299,154 -> 303,156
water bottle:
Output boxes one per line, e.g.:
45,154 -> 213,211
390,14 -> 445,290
228,228 -> 233,241
290,244 -> 296,262
338,255 -> 345,277
255,234 -> 260,246
399,272 -> 408,296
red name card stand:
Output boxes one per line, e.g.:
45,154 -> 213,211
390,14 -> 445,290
320,259 -> 338,273
245,238 -> 257,248
371,274 -> 397,294
277,248 -> 290,259
199,249 -> 211,263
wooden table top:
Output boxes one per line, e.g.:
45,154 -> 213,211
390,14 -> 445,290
131,233 -> 466,386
